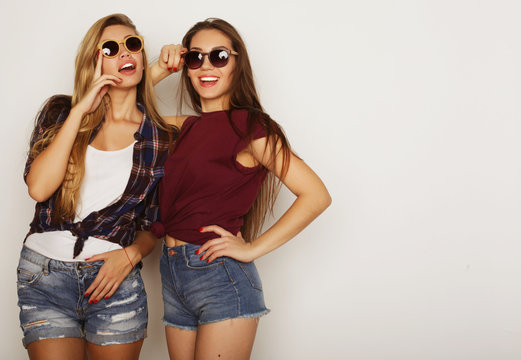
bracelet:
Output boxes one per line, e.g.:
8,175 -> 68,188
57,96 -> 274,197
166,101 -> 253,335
123,247 -> 134,269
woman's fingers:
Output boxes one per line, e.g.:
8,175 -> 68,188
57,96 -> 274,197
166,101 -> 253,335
160,44 -> 186,72
203,243 -> 228,263
85,267 -> 122,303
86,274 -> 108,303
170,46 -> 187,72
196,225 -> 231,256
94,49 -> 103,78
76,75 -> 121,115
195,238 -> 223,260
161,45 -> 171,64
200,225 -> 233,237
103,282 -> 121,299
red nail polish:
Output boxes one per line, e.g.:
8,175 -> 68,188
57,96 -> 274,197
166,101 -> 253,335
195,250 -> 199,255
199,228 -> 203,232
85,258 -> 90,261
167,67 -> 172,71
94,300 -> 98,304
200,256 -> 204,261
173,67 -> 178,72
89,300 -> 93,304
105,296 -> 109,299
206,259 -> 210,263
84,293 -> 89,298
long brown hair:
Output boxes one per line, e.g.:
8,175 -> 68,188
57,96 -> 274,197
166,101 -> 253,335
29,13 -> 169,222
180,18 -> 292,241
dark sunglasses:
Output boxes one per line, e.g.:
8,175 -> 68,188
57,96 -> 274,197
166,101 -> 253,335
98,35 -> 144,58
182,48 -> 238,69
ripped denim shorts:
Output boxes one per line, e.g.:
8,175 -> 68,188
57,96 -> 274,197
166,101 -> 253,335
17,246 -> 147,348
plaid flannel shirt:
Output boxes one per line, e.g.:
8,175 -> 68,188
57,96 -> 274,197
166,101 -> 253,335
24,96 -> 172,257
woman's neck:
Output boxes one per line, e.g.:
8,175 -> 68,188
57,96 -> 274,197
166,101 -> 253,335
200,95 -> 230,113
106,86 -> 141,124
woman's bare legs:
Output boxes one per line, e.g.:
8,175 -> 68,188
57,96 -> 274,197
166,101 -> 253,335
165,326 -> 197,360
27,338 -> 85,360
87,340 -> 144,360
165,318 -> 258,360
26,338 -> 143,360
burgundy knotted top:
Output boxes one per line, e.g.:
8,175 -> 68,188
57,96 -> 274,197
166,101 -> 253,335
151,110 -> 267,244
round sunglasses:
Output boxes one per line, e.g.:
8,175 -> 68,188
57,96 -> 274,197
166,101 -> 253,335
182,48 -> 238,69
98,35 -> 144,58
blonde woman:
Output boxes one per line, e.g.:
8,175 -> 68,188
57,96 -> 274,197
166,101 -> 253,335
17,14 -> 172,359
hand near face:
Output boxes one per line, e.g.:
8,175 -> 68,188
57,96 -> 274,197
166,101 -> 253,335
72,50 -> 122,117
158,44 -> 186,72
196,225 -> 256,263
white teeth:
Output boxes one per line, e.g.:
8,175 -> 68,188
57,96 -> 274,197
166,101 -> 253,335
201,77 -> 218,82
120,63 -> 134,71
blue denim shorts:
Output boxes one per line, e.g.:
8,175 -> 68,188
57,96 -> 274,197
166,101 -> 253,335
17,246 -> 148,348
160,242 -> 269,330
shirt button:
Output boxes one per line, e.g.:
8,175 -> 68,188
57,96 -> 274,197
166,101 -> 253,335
168,250 -> 175,256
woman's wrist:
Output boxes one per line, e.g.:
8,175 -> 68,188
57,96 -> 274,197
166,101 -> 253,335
69,105 -> 86,120
151,61 -> 172,85
247,240 -> 264,262
125,244 -> 143,266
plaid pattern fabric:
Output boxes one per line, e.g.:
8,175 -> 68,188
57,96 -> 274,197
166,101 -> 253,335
24,97 -> 171,257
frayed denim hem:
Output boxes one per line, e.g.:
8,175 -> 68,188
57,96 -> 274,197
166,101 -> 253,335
162,318 -> 197,331
199,309 -> 271,326
162,309 -> 270,331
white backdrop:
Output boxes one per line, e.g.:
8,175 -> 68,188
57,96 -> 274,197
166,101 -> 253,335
2,1 -> 521,359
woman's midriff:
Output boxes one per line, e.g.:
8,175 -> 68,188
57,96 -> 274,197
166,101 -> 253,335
165,235 -> 190,248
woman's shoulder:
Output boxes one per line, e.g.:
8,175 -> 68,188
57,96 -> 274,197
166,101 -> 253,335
231,108 -> 270,123
163,115 -> 191,129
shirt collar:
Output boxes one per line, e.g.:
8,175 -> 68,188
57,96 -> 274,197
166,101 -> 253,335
134,103 -> 153,142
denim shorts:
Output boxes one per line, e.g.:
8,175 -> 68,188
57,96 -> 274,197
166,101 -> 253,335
17,246 -> 148,348
160,242 -> 269,330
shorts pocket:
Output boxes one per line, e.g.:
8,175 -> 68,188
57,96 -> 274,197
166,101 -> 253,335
185,252 -> 224,270
17,258 -> 45,286
238,261 -> 263,291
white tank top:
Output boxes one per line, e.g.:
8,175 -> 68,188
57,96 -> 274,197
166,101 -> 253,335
25,142 -> 135,261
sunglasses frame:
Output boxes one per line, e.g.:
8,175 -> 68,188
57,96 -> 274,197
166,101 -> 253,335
98,35 -> 144,58
182,48 -> 239,69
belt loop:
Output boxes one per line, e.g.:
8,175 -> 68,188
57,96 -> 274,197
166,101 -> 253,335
42,257 -> 50,275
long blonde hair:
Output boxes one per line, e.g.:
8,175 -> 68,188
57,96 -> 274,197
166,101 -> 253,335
180,18 -> 292,242
30,14 -> 170,222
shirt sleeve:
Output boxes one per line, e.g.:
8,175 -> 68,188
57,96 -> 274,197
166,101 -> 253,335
136,182 -> 161,231
24,96 -> 72,182
252,119 -> 267,140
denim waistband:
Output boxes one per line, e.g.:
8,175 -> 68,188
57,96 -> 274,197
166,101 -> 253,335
162,241 -> 200,258
20,246 -> 104,273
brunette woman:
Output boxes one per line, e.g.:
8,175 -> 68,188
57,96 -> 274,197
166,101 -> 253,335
153,18 -> 331,359
18,14 -> 173,359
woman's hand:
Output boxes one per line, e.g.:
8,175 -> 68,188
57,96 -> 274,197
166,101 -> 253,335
197,226 -> 257,263
26,51 -> 121,202
72,50 -> 122,117
151,44 -> 186,85
83,247 -> 138,304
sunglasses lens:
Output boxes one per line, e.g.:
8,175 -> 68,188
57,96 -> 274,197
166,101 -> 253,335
209,49 -> 230,67
125,36 -> 142,52
101,41 -> 119,57
185,51 -> 204,69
